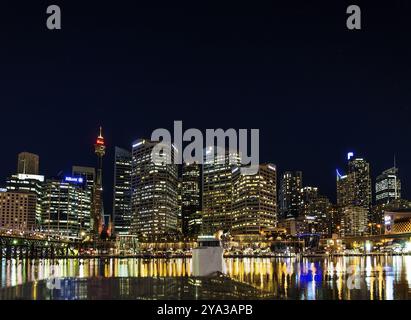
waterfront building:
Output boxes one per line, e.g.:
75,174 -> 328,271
17,152 -> 39,175
41,177 -> 91,238
112,147 -> 132,235
6,173 -> 44,228
131,139 -> 179,240
231,164 -> 277,235
0,189 -> 37,230
384,209 -> 411,234
279,171 -> 302,220
202,147 -> 241,234
371,198 -> 411,230
376,166 -> 401,205
181,162 -> 202,237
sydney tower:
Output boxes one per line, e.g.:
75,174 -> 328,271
93,126 -> 105,237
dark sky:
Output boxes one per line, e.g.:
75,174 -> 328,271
1,1 -> 411,211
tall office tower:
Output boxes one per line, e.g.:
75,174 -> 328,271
181,162 -> 202,237
0,189 -> 37,230
231,164 -> 277,235
336,152 -> 371,236
131,139 -> 179,240
17,152 -> 39,175
6,173 -> 44,229
93,127 -> 106,236
72,166 -> 95,233
41,176 -> 91,237
202,147 -> 241,235
279,171 -> 303,220
375,167 -> 401,205
112,147 -> 132,235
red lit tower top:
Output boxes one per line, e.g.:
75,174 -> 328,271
95,126 -> 106,157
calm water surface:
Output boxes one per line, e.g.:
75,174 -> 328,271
1,256 -> 411,300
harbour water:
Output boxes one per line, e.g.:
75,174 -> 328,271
1,256 -> 411,300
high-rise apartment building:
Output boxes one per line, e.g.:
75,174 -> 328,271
17,152 -> 39,175
279,171 -> 303,220
131,139 -> 179,240
112,147 -> 132,235
202,147 -> 241,234
181,162 -> 202,237
231,164 -> 277,235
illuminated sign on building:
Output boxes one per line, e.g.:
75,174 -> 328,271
17,174 -> 45,182
0,188 -> 7,192
347,152 -> 354,160
64,176 -> 84,184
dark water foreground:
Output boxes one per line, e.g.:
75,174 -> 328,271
1,256 -> 411,300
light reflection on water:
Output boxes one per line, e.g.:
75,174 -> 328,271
1,256 -> 411,300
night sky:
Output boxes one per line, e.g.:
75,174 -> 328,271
1,1 -> 411,211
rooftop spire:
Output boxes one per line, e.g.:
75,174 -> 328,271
98,126 -> 103,139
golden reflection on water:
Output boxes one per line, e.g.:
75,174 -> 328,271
1,256 -> 411,299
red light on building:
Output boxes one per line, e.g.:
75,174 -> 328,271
96,138 -> 105,145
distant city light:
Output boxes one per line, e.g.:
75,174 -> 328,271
347,152 -> 354,160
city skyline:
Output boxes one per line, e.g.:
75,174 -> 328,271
1,134 -> 408,212
1,2 -> 411,212
1,1 -> 411,304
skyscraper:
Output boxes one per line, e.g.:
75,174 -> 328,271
113,147 -> 132,235
279,171 -> 302,220
93,127 -> 106,236
17,152 -> 39,175
181,162 -> 202,237
131,139 -> 179,240
232,164 -> 277,235
375,167 -> 401,205
42,177 -> 91,237
202,147 -> 241,234
336,152 -> 371,236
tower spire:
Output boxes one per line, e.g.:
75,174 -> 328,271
98,126 -> 103,139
